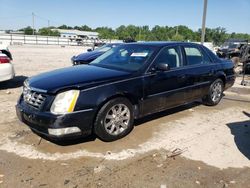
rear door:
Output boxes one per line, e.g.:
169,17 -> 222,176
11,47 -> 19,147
181,44 -> 216,100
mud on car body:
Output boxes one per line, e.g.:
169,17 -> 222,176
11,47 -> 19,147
16,42 -> 235,141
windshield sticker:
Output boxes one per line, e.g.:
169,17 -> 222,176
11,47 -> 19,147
131,52 -> 148,57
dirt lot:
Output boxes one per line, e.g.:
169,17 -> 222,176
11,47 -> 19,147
0,45 -> 250,188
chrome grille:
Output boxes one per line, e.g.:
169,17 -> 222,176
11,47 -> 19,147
23,86 -> 46,109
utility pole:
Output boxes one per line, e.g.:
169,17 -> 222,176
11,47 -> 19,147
201,0 -> 208,44
139,27 -> 141,41
48,20 -> 50,36
48,20 -> 50,28
32,12 -> 35,35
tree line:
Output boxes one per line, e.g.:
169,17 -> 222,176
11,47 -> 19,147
17,24 -> 250,45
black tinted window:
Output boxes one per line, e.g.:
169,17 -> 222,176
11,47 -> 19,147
154,47 -> 181,68
184,46 -> 211,65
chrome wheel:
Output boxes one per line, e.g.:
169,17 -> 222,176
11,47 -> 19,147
104,104 -> 130,136
211,82 -> 222,102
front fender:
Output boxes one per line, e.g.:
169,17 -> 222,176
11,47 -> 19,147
75,78 -> 143,112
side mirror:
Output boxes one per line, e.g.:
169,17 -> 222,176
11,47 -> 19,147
87,48 -> 92,52
156,63 -> 170,72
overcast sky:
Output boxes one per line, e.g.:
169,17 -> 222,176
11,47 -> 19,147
0,0 -> 250,33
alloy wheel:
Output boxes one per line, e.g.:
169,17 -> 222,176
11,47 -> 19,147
211,82 -> 222,103
104,104 -> 131,136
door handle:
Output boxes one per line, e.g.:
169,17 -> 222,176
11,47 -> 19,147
209,70 -> 215,76
179,75 -> 186,79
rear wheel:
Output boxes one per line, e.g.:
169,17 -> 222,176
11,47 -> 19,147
94,97 -> 134,142
202,79 -> 224,106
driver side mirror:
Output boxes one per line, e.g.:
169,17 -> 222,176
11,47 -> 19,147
87,48 -> 93,52
155,63 -> 170,72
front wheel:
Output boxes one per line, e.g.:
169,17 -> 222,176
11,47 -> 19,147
202,79 -> 224,106
94,98 -> 134,142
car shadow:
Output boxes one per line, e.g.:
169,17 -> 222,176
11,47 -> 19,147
54,135 -> 97,146
0,75 -> 27,89
134,101 -> 201,126
34,130 -> 97,146
33,101 -> 202,146
45,101 -> 202,146
227,111 -> 250,160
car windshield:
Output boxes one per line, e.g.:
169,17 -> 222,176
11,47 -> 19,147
95,44 -> 118,52
90,44 -> 156,72
228,43 -> 239,49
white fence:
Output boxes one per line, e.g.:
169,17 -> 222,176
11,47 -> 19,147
0,34 -> 104,46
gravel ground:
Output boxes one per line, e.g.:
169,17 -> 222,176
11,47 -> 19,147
0,45 -> 250,188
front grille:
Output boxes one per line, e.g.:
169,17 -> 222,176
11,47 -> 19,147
23,86 -> 46,109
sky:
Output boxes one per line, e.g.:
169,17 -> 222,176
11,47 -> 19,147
0,0 -> 250,34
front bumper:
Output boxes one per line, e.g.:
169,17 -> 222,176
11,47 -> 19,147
16,98 -> 96,140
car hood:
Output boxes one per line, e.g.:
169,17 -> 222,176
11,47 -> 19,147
27,65 -> 131,94
72,51 -> 104,62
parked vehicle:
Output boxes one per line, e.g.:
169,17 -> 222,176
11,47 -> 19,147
0,52 -> 15,82
16,42 -> 235,141
0,43 -> 13,60
241,62 -> 250,86
239,44 -> 250,65
71,43 -> 121,65
216,39 -> 248,61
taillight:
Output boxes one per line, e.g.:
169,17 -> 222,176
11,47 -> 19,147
0,56 -> 10,64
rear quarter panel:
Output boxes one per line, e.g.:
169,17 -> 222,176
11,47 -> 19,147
220,59 -> 236,89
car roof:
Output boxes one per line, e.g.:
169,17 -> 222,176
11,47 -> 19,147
106,43 -> 122,46
123,41 -> 201,47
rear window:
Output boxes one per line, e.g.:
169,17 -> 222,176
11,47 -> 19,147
184,47 -> 211,65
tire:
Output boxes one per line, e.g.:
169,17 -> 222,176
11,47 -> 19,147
94,97 -> 134,142
202,79 -> 224,106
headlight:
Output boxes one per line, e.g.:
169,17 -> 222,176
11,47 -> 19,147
50,90 -> 80,115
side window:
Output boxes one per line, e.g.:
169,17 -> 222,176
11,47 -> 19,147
201,49 -> 212,64
154,47 -> 181,68
184,46 -> 211,66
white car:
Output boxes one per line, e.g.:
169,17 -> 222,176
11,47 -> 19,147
0,53 -> 15,82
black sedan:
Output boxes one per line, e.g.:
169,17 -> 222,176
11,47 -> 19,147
71,43 -> 121,65
16,42 -> 235,141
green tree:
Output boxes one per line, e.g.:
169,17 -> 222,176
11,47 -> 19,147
38,28 -> 60,36
150,25 -> 169,41
19,26 -> 34,35
80,25 -> 92,31
116,25 -> 130,40
73,25 -> 92,31
171,34 -> 184,41
176,25 -> 195,41
138,26 -> 150,41
95,27 -> 116,39
58,25 -> 73,29
211,27 -> 227,45
17,24 -> 250,43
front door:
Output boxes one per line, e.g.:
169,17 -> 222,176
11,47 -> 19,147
142,46 -> 189,116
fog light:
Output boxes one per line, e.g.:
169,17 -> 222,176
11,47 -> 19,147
48,127 -> 81,136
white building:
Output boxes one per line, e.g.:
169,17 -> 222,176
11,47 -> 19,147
53,29 -> 99,39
